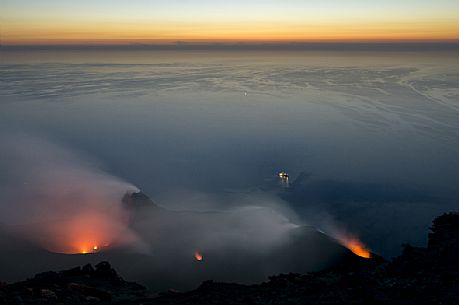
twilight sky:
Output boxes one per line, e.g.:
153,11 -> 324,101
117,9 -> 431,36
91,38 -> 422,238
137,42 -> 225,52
1,0 -> 459,45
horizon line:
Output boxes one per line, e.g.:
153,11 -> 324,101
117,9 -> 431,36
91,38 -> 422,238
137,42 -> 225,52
2,41 -> 459,51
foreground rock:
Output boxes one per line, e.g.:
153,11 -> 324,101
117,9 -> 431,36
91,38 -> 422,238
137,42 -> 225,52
0,262 -> 147,305
1,212 -> 458,305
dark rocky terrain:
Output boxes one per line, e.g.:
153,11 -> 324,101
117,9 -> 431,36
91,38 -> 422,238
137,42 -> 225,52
1,212 -> 458,305
0,262 -> 148,305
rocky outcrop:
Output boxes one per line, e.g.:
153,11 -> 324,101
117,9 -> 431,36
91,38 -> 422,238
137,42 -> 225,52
0,262 -> 147,305
122,191 -> 161,210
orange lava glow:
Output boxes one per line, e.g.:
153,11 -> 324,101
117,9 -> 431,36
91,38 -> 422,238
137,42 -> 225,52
37,211 -> 128,255
342,237 -> 371,259
194,251 -> 203,261
79,245 -> 99,254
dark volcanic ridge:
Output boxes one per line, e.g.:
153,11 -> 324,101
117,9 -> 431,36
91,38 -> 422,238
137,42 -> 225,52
1,212 -> 458,305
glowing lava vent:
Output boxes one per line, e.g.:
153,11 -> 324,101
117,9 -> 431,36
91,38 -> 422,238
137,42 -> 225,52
341,236 -> 371,258
39,212 -> 126,255
194,251 -> 203,261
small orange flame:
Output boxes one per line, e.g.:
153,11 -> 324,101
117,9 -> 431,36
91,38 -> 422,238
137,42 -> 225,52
194,251 -> 203,261
342,237 -> 371,258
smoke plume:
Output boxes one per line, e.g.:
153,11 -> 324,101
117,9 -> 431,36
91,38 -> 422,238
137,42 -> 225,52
0,134 -> 139,253
0,134 -> 347,290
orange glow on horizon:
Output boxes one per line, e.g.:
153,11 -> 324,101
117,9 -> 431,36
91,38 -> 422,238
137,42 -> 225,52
2,19 -> 458,45
3,38 -> 458,47
2,1 -> 458,45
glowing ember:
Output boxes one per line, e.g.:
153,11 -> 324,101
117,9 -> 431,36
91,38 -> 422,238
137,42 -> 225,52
194,251 -> 203,261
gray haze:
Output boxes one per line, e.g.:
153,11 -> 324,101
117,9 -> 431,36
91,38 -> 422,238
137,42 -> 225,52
0,135 -> 349,290
0,50 -> 458,261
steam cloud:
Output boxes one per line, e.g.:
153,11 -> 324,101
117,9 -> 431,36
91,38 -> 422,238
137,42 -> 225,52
0,134 -> 346,290
0,134 -> 140,253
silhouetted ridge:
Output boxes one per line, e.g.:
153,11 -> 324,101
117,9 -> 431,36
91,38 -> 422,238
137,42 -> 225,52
428,212 -> 459,250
